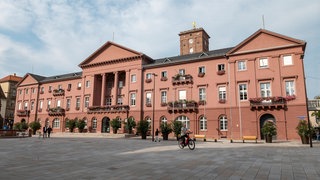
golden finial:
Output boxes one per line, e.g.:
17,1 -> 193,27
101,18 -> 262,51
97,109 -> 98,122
192,21 -> 196,29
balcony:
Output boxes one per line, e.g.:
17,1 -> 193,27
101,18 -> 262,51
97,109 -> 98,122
87,105 -> 129,114
217,70 -> 225,75
53,89 -> 65,96
17,110 -> 30,117
48,107 -> 65,116
308,99 -> 320,111
249,96 -> 287,110
167,100 -> 198,113
172,74 -> 193,85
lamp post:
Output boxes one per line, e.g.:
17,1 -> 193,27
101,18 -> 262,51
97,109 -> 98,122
152,73 -> 157,142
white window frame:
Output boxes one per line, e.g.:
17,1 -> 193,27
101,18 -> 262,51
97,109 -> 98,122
238,61 -> 247,71
146,92 -> 152,105
260,82 -> 271,98
53,118 -> 60,128
220,116 -> 228,131
177,116 -> 190,128
285,80 -> 295,96
131,74 -> 136,83
92,118 -> 97,129
239,84 -> 248,101
66,99 -> 71,109
146,73 -> 152,79
199,66 -> 205,74
76,97 -> 80,108
179,69 -> 185,75
161,91 -> 167,103
283,55 -> 293,66
84,97 -> 89,108
86,80 -> 90,88
199,88 -> 206,101
219,86 -> 226,100
161,71 -> 167,78
130,93 -> 136,106
200,116 -> 207,131
106,98 -> 112,106
259,58 -> 268,68
178,90 -> 187,101
218,64 -> 225,71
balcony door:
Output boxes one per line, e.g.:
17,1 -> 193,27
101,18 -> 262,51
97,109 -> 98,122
101,117 -> 110,133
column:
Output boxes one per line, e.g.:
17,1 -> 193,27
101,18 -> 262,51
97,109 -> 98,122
125,70 -> 130,105
101,74 -> 106,106
113,72 -> 119,105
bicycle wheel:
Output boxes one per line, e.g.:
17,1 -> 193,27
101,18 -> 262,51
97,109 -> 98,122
188,139 -> 195,150
178,138 -> 184,149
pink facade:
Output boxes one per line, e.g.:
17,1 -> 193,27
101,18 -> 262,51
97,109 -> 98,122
15,28 -> 307,140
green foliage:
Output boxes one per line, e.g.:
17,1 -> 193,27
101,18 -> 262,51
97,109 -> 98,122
172,120 -> 183,138
160,122 -> 173,135
125,117 -> 136,134
13,122 -> 29,131
66,118 -> 77,132
261,121 -> 277,136
111,118 -> 121,129
137,120 -> 149,139
296,120 -> 314,137
29,121 -> 41,134
76,119 -> 86,133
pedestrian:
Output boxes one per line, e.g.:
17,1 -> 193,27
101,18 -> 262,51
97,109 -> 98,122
47,126 -> 52,138
155,128 -> 160,142
316,128 -> 320,141
42,126 -> 47,138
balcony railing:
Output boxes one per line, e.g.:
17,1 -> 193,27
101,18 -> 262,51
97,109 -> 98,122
17,110 -> 30,117
172,74 -> 193,85
167,100 -> 198,113
53,89 -> 65,96
48,107 -> 65,116
308,99 -> 320,111
87,105 -> 129,114
249,96 -> 287,110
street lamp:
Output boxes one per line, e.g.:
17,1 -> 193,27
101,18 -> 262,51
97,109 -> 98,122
152,73 -> 157,142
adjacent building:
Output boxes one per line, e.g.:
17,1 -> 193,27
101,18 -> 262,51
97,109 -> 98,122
15,27 -> 307,140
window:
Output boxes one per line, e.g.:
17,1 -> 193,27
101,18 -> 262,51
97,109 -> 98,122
86,80 -> 90,88
24,102 -> 28,110
49,86 -> 52,91
285,80 -> 295,96
47,100 -> 51,109
76,97 -> 80,109
199,88 -> 206,101
32,88 -> 35,94
53,118 -> 60,128
218,64 -> 225,71
200,116 -> 207,131
219,86 -> 226,100
39,100 -> 43,110
260,82 -> 271,97
189,47 -> 194,54
161,91 -> 167,103
239,84 -> 247,100
259,58 -> 268,68
118,81 -> 123,88
117,97 -> 123,105
283,55 -> 293,66
176,116 -> 190,128
130,93 -> 136,106
77,82 -> 82,88
106,98 -> 112,106
161,71 -> 167,78
31,101 -> 34,111
179,69 -> 185,75
58,85 -> 62,89
238,61 -> 246,71
84,97 -> 89,107
131,74 -> 136,83
67,84 -> 72,90
161,116 -> 167,124
92,118 -> 97,129
199,66 -> 205,74
66,99 -> 71,109
57,100 -> 61,107
219,116 -> 228,131
19,89 -> 22,95
40,87 -> 44,93
146,73 -> 152,79
18,102 -> 21,110
146,117 -> 152,125
179,90 -> 186,101
146,92 -> 152,105
25,89 -> 28,94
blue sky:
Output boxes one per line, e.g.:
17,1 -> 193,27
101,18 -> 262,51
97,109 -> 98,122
0,0 -> 319,98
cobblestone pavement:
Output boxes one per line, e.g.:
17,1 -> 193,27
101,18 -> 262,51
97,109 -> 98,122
1,135 -> 320,180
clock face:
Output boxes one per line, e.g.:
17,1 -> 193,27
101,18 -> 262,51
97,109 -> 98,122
189,39 -> 193,44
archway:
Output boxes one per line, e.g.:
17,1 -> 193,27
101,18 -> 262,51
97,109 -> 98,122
260,114 -> 276,140
101,117 -> 110,133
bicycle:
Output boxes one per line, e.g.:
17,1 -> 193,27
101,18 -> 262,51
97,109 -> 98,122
178,132 -> 195,150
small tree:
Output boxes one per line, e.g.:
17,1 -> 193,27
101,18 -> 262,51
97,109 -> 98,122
29,121 -> 41,135
172,120 -> 183,140
160,122 -> 173,140
66,119 -> 77,132
137,120 -> 149,139
76,119 -> 86,133
13,122 -> 29,131
125,117 -> 136,134
111,118 -> 121,134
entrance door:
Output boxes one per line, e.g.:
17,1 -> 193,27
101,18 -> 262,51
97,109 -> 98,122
260,114 -> 276,140
101,117 -> 110,133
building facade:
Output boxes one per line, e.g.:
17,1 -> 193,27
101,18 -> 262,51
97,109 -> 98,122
15,28 -> 307,140
0,74 -> 23,129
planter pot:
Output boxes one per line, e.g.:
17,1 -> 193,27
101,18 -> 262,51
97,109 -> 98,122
162,133 -> 169,140
300,135 -> 310,144
113,129 -> 118,134
265,135 -> 273,143
141,133 -> 147,139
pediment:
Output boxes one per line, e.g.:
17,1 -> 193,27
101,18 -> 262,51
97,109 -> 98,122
79,41 -> 143,67
227,29 -> 305,55
18,74 -> 42,86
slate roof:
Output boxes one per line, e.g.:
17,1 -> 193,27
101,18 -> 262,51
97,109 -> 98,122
143,47 -> 233,68
40,72 -> 82,83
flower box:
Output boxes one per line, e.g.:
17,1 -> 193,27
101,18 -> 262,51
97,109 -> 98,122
145,79 -> 152,83
198,73 -> 205,77
161,77 -> 168,81
217,70 -> 225,75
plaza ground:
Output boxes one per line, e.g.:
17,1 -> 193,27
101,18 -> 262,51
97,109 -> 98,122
1,135 -> 320,179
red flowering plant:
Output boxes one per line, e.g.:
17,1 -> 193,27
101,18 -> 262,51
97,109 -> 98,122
249,97 -> 264,103
285,94 -> 296,101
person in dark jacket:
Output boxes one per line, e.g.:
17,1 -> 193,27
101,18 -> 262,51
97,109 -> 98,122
47,126 -> 52,138
42,126 -> 47,138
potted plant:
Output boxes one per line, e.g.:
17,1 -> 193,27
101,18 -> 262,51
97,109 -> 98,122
111,118 -> 121,134
125,117 -> 136,134
29,121 -> 41,135
66,118 -> 77,132
76,119 -> 86,133
261,120 -> 277,143
137,120 -> 149,139
160,122 -> 173,140
172,120 -> 183,140
296,120 -> 314,144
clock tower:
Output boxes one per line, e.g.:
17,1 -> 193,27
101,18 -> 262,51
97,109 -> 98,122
179,25 -> 210,56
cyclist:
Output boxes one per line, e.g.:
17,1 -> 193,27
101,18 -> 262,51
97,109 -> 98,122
180,123 -> 192,146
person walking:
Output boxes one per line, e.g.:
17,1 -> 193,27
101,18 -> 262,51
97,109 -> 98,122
47,126 -> 52,138
155,128 -> 160,142
42,126 -> 47,138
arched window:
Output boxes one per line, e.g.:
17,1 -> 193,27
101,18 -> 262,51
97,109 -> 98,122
199,116 -> 207,130
219,116 -> 228,131
160,116 -> 167,124
145,116 -> 151,125
52,118 -> 60,128
83,118 -> 88,129
45,118 -> 49,127
92,117 -> 97,129
116,116 -> 122,128
176,116 -> 190,128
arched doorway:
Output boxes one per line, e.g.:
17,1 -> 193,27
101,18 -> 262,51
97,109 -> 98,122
101,117 -> 110,133
260,114 -> 276,140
